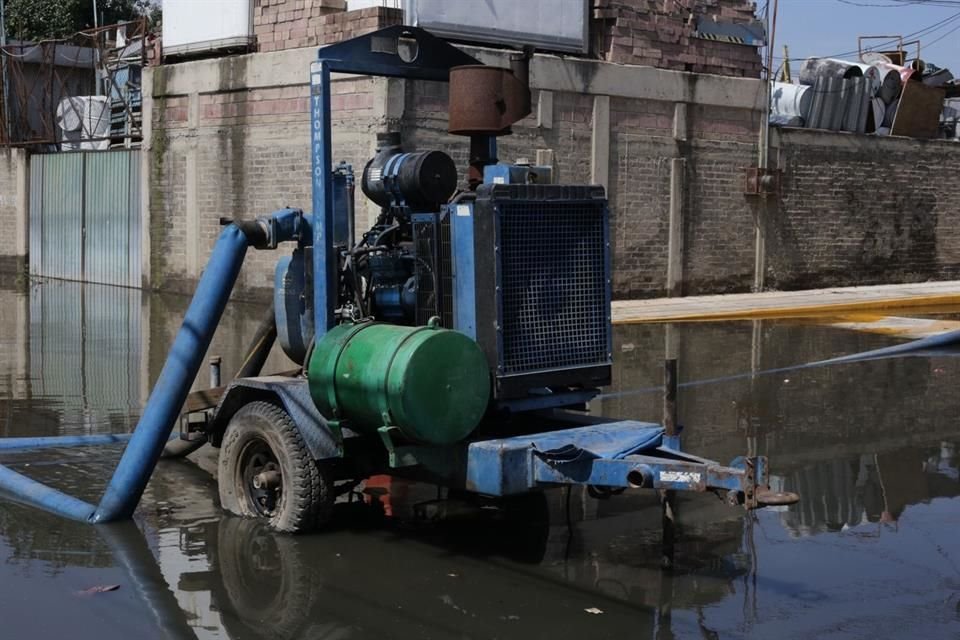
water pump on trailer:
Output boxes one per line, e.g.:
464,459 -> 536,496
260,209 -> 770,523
0,26 -> 797,533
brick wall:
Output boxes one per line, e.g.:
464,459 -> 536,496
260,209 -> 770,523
254,1 -> 401,52
146,41 -> 960,302
149,73 -> 380,295
592,0 -> 762,77
148,5 -> 399,297
357,75 -> 762,299
253,0 -> 759,76
766,128 -> 960,290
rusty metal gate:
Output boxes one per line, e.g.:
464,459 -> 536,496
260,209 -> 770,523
28,150 -> 141,288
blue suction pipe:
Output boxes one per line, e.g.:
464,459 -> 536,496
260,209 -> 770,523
0,209 -> 307,523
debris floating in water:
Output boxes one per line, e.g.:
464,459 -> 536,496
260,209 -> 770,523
75,584 -> 120,596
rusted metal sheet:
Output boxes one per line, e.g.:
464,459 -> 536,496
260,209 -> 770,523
891,81 -> 946,139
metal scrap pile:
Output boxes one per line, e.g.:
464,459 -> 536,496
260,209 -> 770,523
770,54 -> 957,139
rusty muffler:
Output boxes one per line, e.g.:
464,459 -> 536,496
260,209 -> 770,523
448,53 -> 532,136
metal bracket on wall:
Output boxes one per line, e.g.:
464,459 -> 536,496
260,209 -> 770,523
743,167 -> 782,196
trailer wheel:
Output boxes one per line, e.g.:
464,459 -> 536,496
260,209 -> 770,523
218,401 -> 333,533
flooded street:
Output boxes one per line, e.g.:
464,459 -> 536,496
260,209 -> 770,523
1,278 -> 958,640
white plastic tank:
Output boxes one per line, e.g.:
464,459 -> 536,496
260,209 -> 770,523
162,0 -> 254,57
57,96 -> 110,151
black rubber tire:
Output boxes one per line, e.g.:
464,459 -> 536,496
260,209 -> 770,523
218,401 -> 333,533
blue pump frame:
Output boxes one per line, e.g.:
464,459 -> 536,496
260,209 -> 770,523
309,26 -> 482,341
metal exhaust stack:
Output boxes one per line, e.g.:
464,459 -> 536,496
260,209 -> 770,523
448,47 -> 533,187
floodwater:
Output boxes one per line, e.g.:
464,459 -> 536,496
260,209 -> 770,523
1,277 -> 958,640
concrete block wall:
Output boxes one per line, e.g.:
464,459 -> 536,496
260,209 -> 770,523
145,7 -> 401,297
254,2 -> 401,52
765,128 -> 960,289
145,40 -> 770,300
145,36 -> 960,302
147,71 -> 383,295
395,47 -> 767,299
591,0 -> 762,77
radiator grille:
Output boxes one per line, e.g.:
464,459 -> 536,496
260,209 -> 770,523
497,199 -> 610,375
439,214 -> 453,328
413,219 -> 438,326
413,214 -> 453,328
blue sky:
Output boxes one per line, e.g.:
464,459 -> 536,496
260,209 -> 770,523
766,0 -> 960,75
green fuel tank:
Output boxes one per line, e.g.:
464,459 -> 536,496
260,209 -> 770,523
306,320 -> 491,445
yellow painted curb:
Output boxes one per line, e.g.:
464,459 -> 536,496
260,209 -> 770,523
612,293 -> 960,324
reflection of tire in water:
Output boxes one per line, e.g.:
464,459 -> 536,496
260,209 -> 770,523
216,517 -> 321,640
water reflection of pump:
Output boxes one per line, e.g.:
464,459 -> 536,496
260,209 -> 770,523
781,442 -> 960,535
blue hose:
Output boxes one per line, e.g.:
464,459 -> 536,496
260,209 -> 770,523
0,433 -> 134,452
92,224 -> 251,522
0,462 -> 97,520
0,209 -> 306,523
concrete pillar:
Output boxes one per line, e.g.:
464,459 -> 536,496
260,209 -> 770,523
537,90 -> 553,129
591,95 -> 610,191
672,103 -> 688,141
666,158 -> 685,297
536,148 -> 555,181
139,67 -> 153,289
752,199 -> 766,292
188,92 -> 200,129
666,102 -> 688,297
139,289 -> 151,408
752,137 -> 781,292
185,150 -> 199,277
14,148 -> 29,269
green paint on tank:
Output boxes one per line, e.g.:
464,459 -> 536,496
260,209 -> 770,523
307,320 -> 491,445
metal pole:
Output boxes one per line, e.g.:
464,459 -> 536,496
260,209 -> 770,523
759,0 -> 778,171
91,0 -> 100,96
0,0 -> 9,143
754,0 -> 778,293
346,167 -> 356,248
209,356 -> 222,388
236,307 -> 277,379
781,44 -> 791,83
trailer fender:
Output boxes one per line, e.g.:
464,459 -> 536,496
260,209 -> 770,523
209,376 -> 341,461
